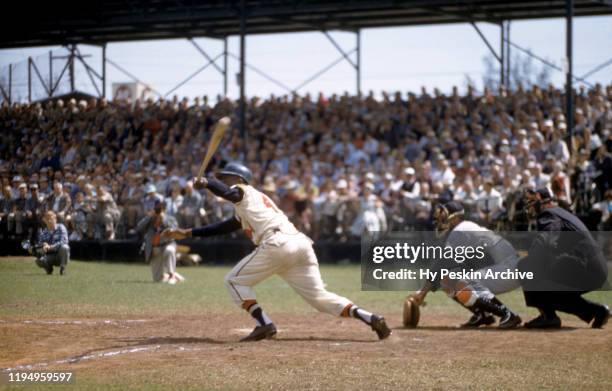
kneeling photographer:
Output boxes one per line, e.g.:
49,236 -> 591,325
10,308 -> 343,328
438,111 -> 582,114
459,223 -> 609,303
28,211 -> 70,275
135,199 -> 184,284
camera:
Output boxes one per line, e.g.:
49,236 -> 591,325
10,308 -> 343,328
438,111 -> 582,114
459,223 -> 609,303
21,239 -> 45,258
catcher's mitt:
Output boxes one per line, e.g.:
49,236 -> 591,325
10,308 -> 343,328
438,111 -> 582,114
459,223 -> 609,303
403,297 -> 421,328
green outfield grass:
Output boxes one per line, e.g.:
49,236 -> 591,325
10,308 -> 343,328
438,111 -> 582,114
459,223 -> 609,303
1,257 -> 611,391
1,257 -> 609,320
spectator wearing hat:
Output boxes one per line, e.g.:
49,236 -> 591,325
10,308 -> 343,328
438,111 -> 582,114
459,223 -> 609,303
164,182 -> 184,220
24,183 -> 44,240
475,178 -> 504,227
529,163 -> 551,189
178,180 -> 205,228
143,183 -> 164,214
351,182 -> 386,238
0,185 -> 13,238
94,184 -> 121,240
431,156 -> 455,187
44,181 -> 71,224
400,167 -> 420,200
8,183 -> 29,237
11,176 -> 24,198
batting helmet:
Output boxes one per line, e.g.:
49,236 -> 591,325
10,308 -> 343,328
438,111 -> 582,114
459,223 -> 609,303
218,162 -> 253,183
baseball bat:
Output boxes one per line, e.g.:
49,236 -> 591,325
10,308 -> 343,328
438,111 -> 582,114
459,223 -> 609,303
197,116 -> 231,180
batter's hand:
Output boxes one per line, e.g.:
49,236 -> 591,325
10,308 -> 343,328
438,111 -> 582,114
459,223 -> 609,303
162,228 -> 191,240
193,177 -> 208,190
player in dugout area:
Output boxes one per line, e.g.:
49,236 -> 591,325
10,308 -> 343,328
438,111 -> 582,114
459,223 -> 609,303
409,201 -> 522,329
519,188 -> 610,329
164,162 -> 391,342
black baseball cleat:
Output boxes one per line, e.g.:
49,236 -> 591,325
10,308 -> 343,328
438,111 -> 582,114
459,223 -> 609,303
240,323 -> 277,342
371,315 -> 391,340
524,314 -> 561,329
591,304 -> 610,329
461,312 -> 496,328
498,312 -> 522,329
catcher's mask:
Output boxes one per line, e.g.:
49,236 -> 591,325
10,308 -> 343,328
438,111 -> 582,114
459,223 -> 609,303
434,201 -> 465,235
523,187 -> 552,219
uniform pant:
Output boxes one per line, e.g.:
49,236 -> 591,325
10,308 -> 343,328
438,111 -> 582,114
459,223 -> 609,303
473,246 -> 522,294
523,290 -> 601,323
150,243 -> 177,282
225,232 -> 351,316
442,240 -> 521,305
36,244 -> 70,269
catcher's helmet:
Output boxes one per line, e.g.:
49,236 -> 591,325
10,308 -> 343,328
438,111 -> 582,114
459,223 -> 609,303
434,201 -> 465,234
218,162 -> 253,183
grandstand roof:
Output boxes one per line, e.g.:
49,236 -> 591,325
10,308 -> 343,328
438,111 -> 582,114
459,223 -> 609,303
4,0 -> 612,49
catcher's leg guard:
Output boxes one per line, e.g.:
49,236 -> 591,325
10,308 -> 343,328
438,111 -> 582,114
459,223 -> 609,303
472,296 -> 509,318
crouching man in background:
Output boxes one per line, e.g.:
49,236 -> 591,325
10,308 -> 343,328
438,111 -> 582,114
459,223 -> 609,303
135,200 -> 185,284
33,211 -> 70,275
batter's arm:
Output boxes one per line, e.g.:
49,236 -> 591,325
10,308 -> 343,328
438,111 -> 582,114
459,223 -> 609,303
194,177 -> 244,203
163,217 -> 241,240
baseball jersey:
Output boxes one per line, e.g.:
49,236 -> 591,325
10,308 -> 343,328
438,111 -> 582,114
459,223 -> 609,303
446,220 -> 511,266
232,184 -> 298,245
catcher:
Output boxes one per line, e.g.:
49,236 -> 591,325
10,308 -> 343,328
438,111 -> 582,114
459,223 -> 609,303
408,201 -> 522,329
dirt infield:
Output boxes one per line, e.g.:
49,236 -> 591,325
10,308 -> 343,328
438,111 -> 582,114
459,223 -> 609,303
2,313 -> 611,390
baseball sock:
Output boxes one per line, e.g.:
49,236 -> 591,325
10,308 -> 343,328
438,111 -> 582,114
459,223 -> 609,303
350,306 -> 373,325
247,303 -> 273,326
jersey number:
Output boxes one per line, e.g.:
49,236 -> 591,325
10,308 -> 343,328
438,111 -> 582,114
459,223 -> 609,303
262,194 -> 280,213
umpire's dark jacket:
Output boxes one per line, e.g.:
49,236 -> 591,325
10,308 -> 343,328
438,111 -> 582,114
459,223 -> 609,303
520,206 -> 608,292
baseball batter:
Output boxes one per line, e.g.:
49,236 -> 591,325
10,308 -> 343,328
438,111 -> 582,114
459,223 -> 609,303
410,201 -> 522,329
166,162 -> 391,342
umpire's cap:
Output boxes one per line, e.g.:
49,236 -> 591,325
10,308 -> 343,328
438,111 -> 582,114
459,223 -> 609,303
218,162 -> 253,183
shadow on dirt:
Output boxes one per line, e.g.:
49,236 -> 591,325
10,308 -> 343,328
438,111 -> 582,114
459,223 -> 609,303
393,325 -> 578,332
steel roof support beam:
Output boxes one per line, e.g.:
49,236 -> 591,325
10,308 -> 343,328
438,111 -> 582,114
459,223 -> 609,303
502,37 -> 592,88
223,37 -> 228,96
74,46 -> 102,97
0,65 -> 10,103
356,28 -> 361,95
105,58 -> 162,97
227,53 -> 293,94
50,59 -> 70,96
102,43 -> 107,98
164,53 -> 224,97
29,57 -> 52,97
293,48 -> 357,92
579,56 -> 612,79
322,30 -> 360,94
470,22 -> 501,63
239,0 -> 246,142
323,31 -> 357,68
566,0 -> 574,156
188,38 -> 225,75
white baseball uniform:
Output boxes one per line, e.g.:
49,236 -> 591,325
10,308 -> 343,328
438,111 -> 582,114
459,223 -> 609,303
224,184 -> 352,315
445,220 -> 521,294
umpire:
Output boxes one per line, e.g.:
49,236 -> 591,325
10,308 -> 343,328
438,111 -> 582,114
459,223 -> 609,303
519,188 -> 610,329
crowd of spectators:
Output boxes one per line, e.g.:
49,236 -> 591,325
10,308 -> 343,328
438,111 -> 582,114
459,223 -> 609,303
1,83 -> 611,243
